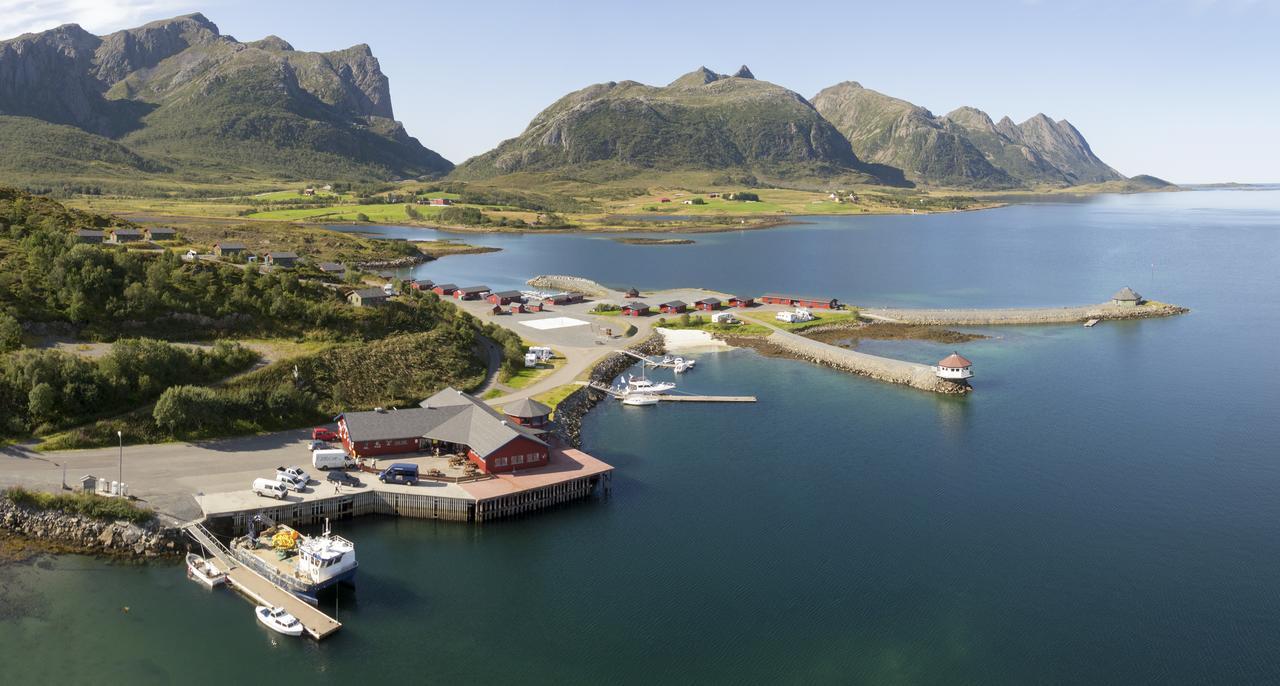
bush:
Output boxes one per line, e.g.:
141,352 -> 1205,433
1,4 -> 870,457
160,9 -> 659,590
4,486 -> 154,523
0,312 -> 21,352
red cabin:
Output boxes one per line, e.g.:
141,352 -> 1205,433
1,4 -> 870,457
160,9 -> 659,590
659,300 -> 687,314
454,286 -> 490,300
432,283 -> 458,296
728,296 -> 754,308
510,303 -> 526,314
487,290 -> 524,305
694,297 -> 721,311
759,293 -> 840,309
621,302 -> 651,316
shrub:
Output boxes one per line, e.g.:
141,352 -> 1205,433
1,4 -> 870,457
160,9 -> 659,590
0,312 -> 21,352
4,486 -> 154,523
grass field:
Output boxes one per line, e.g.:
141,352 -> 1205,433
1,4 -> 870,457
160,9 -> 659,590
246,202 -> 450,222
741,309 -> 861,331
503,355 -> 564,390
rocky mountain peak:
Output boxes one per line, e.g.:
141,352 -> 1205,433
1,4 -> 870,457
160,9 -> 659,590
733,65 -> 755,79
944,106 -> 996,133
249,35 -> 294,51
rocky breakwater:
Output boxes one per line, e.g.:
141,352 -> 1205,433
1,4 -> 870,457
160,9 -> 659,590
0,496 -> 182,559
528,275 -> 612,298
756,327 -> 971,395
552,334 -> 667,447
862,301 -> 1188,326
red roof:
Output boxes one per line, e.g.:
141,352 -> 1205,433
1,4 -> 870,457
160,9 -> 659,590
937,353 -> 972,368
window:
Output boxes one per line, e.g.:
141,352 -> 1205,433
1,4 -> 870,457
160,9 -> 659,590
495,457 -> 508,467
512,455 -> 524,465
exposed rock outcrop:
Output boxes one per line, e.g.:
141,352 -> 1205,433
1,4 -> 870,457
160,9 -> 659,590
0,496 -> 182,559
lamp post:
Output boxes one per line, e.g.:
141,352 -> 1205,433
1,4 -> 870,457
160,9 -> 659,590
117,430 -> 123,485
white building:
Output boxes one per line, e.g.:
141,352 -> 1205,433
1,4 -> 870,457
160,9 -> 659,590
934,352 -> 974,380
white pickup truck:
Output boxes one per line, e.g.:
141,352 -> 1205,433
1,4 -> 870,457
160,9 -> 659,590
276,465 -> 311,491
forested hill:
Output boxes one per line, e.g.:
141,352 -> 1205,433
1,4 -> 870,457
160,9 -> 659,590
0,13 -> 452,194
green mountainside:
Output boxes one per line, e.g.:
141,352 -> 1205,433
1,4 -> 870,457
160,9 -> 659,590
452,67 -> 898,186
0,13 -> 451,192
813,82 -> 1124,188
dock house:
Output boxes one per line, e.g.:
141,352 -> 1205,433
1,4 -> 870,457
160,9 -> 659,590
727,296 -> 754,308
487,290 -> 524,305
75,229 -> 105,244
145,227 -> 177,241
337,388 -> 550,473
109,228 -> 144,244
621,302 -> 651,316
431,283 -> 458,296
934,352 -> 973,380
348,288 -> 389,307
265,252 -> 299,268
694,297 -> 721,311
759,294 -> 840,309
214,242 -> 246,258
1111,287 -> 1143,307
659,300 -> 687,314
454,286 -> 490,300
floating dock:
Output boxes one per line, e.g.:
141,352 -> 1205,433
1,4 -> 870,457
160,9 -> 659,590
184,523 -> 342,640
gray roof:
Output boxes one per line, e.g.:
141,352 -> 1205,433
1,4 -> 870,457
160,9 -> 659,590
761,293 -> 837,302
112,228 -> 143,235
317,262 -> 345,272
147,227 -> 176,234
503,398 -> 552,418
339,388 -> 549,461
351,288 -> 387,299
76,229 -> 104,236
215,241 -> 246,250
267,251 -> 298,259
457,285 -> 490,294
491,290 -> 524,298
433,283 -> 457,291
695,297 -> 721,305
1112,286 -> 1142,301
624,302 -> 650,309
660,300 -> 687,308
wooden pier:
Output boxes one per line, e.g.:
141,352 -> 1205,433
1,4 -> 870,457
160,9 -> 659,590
184,523 -> 342,641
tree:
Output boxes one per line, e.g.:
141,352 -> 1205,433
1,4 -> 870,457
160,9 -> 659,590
0,312 -> 21,352
355,212 -> 370,222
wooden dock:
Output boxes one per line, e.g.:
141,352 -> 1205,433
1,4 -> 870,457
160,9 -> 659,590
184,523 -> 342,641
1084,318 -> 1100,327
659,395 -> 757,403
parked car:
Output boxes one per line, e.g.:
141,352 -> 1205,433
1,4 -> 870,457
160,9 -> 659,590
378,463 -> 419,485
311,427 -> 338,442
326,470 -> 361,487
308,440 -> 329,451
277,465 -> 311,483
312,449 -> 355,471
275,472 -> 307,492
252,478 -> 289,500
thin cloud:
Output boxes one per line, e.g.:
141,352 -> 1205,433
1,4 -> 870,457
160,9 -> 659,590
0,1 -> 200,39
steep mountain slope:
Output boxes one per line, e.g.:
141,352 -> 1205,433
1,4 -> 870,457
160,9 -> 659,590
453,67 -> 891,185
811,82 -> 1016,189
0,13 -> 450,189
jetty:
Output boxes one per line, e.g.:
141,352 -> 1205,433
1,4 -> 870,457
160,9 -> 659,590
861,301 -> 1187,326
760,326 -> 970,395
183,522 -> 342,640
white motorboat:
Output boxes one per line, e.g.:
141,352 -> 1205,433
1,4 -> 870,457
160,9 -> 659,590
621,392 -> 660,406
626,374 -> 675,394
186,553 -> 226,588
255,605 -> 304,637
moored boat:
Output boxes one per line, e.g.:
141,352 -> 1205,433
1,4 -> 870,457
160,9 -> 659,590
626,374 -> 675,394
255,605 -> 304,636
621,392 -> 660,406
186,553 -> 226,588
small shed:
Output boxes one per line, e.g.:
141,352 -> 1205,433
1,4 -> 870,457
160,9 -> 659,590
624,288 -> 640,299
78,474 -> 98,493
1111,287 -> 1143,307
694,297 -> 721,311
659,300 -> 687,314
621,302 -> 651,316
429,197 -> 453,206
510,303 -> 526,314
145,227 -> 177,241
348,288 -> 389,307
214,241 -> 246,257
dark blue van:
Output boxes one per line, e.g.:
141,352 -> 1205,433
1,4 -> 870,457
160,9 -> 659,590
378,463 -> 419,485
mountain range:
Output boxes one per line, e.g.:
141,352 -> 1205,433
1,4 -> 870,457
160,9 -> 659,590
0,13 -> 1147,192
0,13 -> 451,189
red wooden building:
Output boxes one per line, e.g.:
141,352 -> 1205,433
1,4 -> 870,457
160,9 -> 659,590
487,290 -> 524,305
659,300 -> 687,314
621,302 -> 651,316
694,297 -> 721,311
409,279 -> 435,291
337,388 -> 550,474
510,303 -> 526,314
727,296 -> 754,308
431,283 -> 458,296
454,286 -> 490,300
759,293 -> 841,309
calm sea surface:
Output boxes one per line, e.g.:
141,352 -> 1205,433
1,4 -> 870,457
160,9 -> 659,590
3,190 -> 1279,684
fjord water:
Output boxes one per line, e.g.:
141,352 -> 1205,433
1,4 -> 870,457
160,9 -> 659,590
4,190 -> 1280,684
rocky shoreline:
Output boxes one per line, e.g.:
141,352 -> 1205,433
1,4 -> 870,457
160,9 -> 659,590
552,334 -> 667,447
862,301 -> 1189,326
528,275 -> 613,298
0,497 -> 183,561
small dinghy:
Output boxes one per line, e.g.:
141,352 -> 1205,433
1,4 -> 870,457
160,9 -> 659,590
186,553 -> 226,588
256,605 -> 304,637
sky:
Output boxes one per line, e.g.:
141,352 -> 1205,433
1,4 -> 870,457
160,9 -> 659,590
2,0 -> 1278,183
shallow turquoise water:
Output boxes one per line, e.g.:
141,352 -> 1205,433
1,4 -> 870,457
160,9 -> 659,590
4,190 -> 1279,684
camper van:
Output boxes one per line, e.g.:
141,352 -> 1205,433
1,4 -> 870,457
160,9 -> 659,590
312,449 -> 355,470
252,478 -> 289,500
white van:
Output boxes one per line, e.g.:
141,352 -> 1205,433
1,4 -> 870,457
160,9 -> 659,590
312,448 -> 354,471
252,478 -> 289,500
